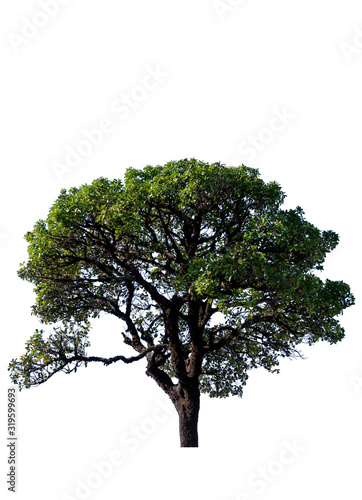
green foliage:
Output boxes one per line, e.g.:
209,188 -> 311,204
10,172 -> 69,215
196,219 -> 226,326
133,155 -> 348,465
11,159 -> 354,397
9,324 -> 90,389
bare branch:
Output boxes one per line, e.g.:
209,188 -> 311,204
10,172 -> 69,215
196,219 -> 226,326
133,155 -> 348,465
66,343 -> 169,365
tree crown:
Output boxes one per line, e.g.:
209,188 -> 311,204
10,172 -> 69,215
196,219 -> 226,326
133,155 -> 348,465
10,159 -> 354,397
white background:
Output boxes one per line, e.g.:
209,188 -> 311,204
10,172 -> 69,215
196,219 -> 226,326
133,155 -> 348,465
1,1 -> 361,499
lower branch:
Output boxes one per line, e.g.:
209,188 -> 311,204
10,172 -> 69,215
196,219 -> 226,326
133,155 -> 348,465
67,344 -> 169,365
9,328 -> 169,390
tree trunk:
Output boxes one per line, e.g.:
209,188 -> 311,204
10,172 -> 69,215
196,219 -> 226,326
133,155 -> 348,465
176,386 -> 200,447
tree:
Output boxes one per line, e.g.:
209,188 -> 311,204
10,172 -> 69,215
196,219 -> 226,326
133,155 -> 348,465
9,159 -> 354,447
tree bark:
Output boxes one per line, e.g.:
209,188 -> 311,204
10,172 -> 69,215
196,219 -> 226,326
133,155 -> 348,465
175,385 -> 200,447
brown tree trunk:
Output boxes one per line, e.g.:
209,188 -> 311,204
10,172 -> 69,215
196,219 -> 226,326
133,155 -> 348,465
175,385 -> 200,447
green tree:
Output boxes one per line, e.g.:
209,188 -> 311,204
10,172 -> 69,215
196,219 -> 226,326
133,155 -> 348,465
9,159 -> 354,446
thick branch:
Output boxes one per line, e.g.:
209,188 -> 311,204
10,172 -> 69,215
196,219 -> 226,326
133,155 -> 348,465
145,352 -> 176,399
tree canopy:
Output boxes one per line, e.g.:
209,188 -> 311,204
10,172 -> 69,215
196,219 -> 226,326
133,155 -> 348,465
9,159 -> 354,445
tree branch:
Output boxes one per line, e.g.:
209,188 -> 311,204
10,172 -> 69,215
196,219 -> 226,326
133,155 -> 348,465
203,314 -> 276,353
65,343 -> 169,365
